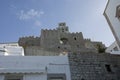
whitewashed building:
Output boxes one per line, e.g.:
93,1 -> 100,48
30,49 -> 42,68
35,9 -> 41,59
0,43 -> 71,80
0,56 -> 71,80
104,0 -> 120,54
0,42 -> 24,56
105,41 -> 120,54
104,0 -> 120,47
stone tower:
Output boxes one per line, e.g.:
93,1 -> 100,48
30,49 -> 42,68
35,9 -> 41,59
18,22 -> 105,56
57,22 -> 69,33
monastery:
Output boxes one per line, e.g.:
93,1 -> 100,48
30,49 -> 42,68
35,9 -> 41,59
0,0 -> 120,80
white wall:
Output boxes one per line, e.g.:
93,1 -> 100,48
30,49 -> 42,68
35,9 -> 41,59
104,0 -> 120,47
0,43 -> 24,56
0,56 -> 71,80
106,41 -> 120,54
23,74 -> 47,80
0,75 -> 4,80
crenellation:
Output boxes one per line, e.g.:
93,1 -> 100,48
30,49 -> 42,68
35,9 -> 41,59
18,22 -> 105,56
71,32 -> 76,34
70,32 -> 83,36
75,32 -> 79,34
18,36 -> 40,47
53,29 -> 56,30
84,38 -> 91,41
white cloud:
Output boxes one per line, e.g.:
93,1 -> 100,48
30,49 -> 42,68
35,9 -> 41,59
18,9 -> 44,20
34,20 -> 41,26
17,9 -> 44,27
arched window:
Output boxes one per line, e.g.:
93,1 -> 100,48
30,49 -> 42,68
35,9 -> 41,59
116,5 -> 120,20
60,38 -> 68,44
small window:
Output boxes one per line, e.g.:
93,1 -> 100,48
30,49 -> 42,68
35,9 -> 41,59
47,74 -> 66,80
105,64 -> 112,72
62,29 -> 64,32
58,46 -> 60,49
116,5 -> 120,18
5,74 -> 23,80
49,78 -> 63,80
60,38 -> 68,44
74,37 -> 77,40
81,78 -> 85,80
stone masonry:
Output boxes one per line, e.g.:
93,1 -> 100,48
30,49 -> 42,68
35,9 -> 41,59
68,52 -> 120,80
18,22 -> 105,56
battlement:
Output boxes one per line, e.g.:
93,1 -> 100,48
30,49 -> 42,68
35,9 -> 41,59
58,22 -> 66,26
70,32 -> 83,35
19,36 -> 40,39
57,22 -> 69,33
18,36 -> 40,47
41,29 -> 57,32
18,22 -> 105,55
84,38 -> 91,42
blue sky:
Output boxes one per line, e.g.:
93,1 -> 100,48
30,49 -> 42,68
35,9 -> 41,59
0,0 -> 115,46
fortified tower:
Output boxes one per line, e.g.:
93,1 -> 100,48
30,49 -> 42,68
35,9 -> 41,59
57,22 -> 69,33
18,22 -> 105,56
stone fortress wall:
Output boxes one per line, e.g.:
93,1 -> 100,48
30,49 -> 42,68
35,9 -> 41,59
17,22 -> 120,80
19,36 -> 40,47
68,52 -> 120,80
18,22 -> 105,56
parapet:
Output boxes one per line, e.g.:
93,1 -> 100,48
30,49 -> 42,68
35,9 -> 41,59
18,36 -> 40,47
59,22 -> 66,26
84,38 -> 91,42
